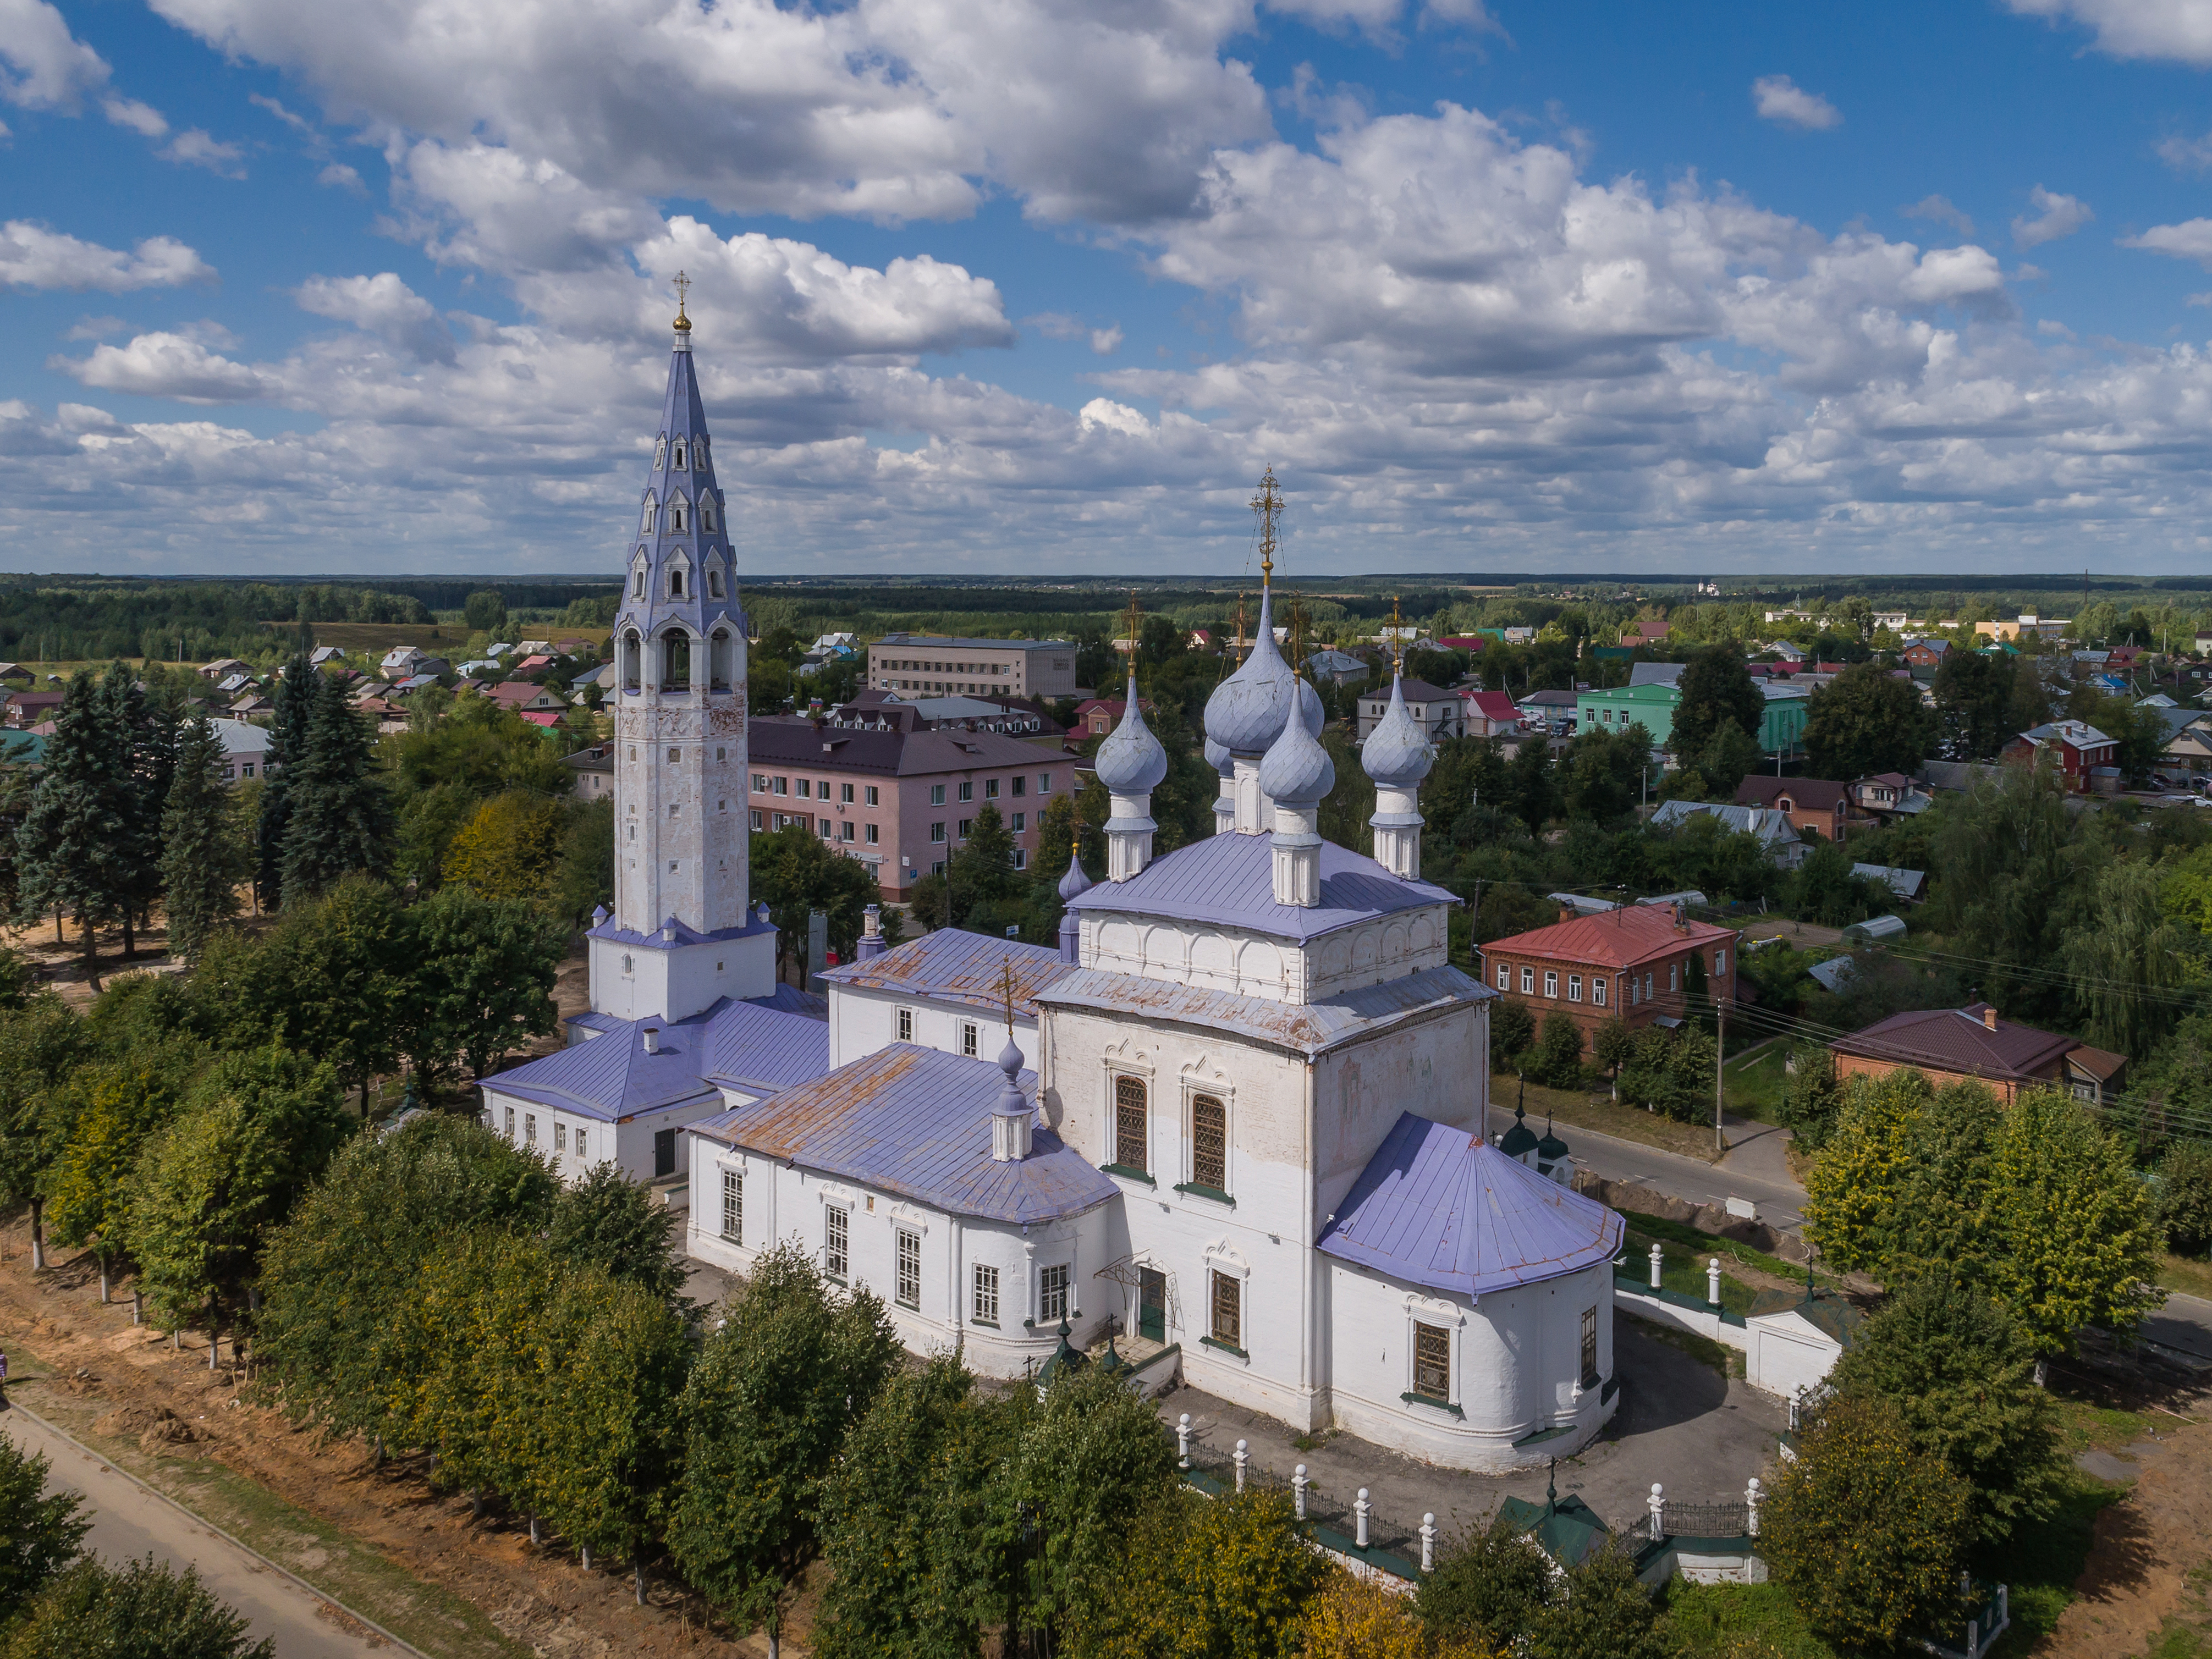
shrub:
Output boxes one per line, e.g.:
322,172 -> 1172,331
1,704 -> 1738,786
1529,1013 -> 1587,1089
4,1554 -> 271,1659
1417,1512 -> 1553,1648
1490,999 -> 1536,1068
2156,1140 -> 2212,1257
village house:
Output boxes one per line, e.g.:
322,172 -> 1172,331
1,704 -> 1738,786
1830,1004 -> 2127,1105
1478,904 -> 1738,1060
1461,688 -> 1527,738
1356,677 -> 1463,742
1733,777 -> 1868,841
868,633 -> 1080,701
1074,694 -> 1152,737
2000,719 -> 2119,792
212,718 -> 274,783
566,743 -> 614,800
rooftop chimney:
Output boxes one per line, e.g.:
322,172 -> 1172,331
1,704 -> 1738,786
1983,1006 -> 1998,1031
642,1027 -> 661,1054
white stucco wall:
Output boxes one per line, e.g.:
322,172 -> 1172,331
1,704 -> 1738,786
1312,1003 -> 1487,1223
827,984 -> 1039,1072
1747,1311 -> 1841,1402
1324,1259 -> 1615,1470
588,929 -> 779,1023
1079,902 -> 1452,1007
682,1136 -> 1115,1375
479,1087 -> 724,1188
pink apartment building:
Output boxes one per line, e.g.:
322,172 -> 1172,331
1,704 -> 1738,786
747,713 -> 1069,900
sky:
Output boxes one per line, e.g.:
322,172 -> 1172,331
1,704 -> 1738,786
4,0 -> 2212,580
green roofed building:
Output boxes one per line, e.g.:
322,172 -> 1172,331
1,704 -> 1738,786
1576,680 -> 1809,759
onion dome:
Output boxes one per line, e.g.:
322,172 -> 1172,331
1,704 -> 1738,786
1257,679 -> 1335,806
1094,672 -> 1168,794
1499,1104 -> 1540,1159
998,1035 -> 1025,1078
1362,673 -> 1434,789
1204,734 -> 1232,777
1057,850 -> 1093,902
1203,586 -> 1300,755
1537,1116 -> 1570,1162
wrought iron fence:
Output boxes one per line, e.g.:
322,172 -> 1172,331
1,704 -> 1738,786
1663,1501 -> 1751,1538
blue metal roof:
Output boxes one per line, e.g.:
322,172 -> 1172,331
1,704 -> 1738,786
694,1044 -> 1118,1225
1064,830 -> 1455,943
1037,964 -> 1490,1059
483,995 -> 828,1121
818,927 -> 1072,1018
1318,1113 -> 1624,1297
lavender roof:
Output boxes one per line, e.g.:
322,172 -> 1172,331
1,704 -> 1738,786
1318,1113 -> 1624,1297
1064,829 -> 1455,942
818,927 -> 1074,1018
1037,963 -> 1490,1059
693,1044 -> 1117,1225
587,912 -> 776,951
482,994 -> 828,1121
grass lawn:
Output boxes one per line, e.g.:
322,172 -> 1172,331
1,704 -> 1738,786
1664,1580 -> 1838,1657
1725,1040 -> 1790,1126
2160,1252 -> 2212,1302
1619,1222 -> 1760,1316
15,1378 -> 527,1659
1988,1471 -> 2127,1655
1492,1074 -> 1724,1163
1616,1206 -> 1840,1293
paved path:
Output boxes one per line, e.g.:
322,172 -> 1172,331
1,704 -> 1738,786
2,1402 -> 393,1657
1485,1103 -> 1808,1234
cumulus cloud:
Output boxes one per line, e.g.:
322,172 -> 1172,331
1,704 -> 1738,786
159,128 -> 246,176
100,95 -> 168,137
2004,0 -> 2212,65
295,272 -> 455,363
1752,74 -> 1841,130
2157,129 -> 2212,172
0,221 -> 214,291
1090,325 -> 1124,356
317,162 -> 365,194
2121,218 -> 2212,268
63,315 -> 126,341
0,0 -> 110,112
1079,397 -> 1151,435
56,332 -> 273,401
2012,185 -> 2092,249
1902,195 -> 1975,237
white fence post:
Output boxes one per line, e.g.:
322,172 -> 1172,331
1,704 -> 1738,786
1355,1489 -> 1371,1549
1707,1257 -> 1722,1307
1292,1464 -> 1308,1520
1420,1513 -> 1435,1574
1648,1242 -> 1663,1290
1648,1482 -> 1665,1543
1177,1413 -> 1190,1470
1745,1476 -> 1761,1537
1234,1439 -> 1248,1493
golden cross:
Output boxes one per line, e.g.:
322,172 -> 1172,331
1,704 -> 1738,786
1250,466 -> 1280,581
673,269 -> 691,322
998,956 -> 1019,1040
1389,593 -> 1404,675
1125,588 -> 1143,654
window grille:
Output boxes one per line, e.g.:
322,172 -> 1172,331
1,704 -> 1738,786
1210,1270 -> 1241,1349
1041,1263 -> 1069,1323
721,1169 -> 742,1243
1114,1076 -> 1147,1172
896,1230 -> 921,1309
575,1128 -> 587,1161
826,1206 -> 849,1280
897,1008 -> 914,1043
1413,1321 -> 1451,1400
973,1264 -> 999,1324
962,1023 -> 978,1057
1192,1095 -> 1227,1191
504,1106 -> 515,1139
1580,1307 -> 1598,1383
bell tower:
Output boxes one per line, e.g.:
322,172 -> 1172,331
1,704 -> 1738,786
588,278 -> 778,1022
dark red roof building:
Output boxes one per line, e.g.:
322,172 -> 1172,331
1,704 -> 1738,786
1479,904 -> 1738,1059
1829,1003 -> 2127,1105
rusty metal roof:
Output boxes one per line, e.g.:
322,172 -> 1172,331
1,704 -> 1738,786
1318,1113 -> 1624,1297
818,927 -> 1074,1018
692,1044 -> 1117,1225
1480,902 -> 1736,972
1065,830 -> 1455,943
1036,963 -> 1490,1059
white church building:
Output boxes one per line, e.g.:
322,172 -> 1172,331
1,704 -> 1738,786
480,316 -> 1625,1471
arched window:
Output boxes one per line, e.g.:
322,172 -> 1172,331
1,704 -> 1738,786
670,566 -> 686,598
631,560 -> 646,599
671,441 -> 686,470
672,498 -> 689,532
653,437 -> 666,470
709,627 -> 735,690
640,494 -> 656,532
706,563 -> 725,599
659,627 -> 692,691
696,437 -> 708,466
701,496 -> 717,531
1113,1076 -> 1147,1173
620,629 -> 642,692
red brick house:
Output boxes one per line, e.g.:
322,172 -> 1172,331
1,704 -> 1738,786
1734,776 -> 1868,841
1830,1003 -> 2127,1105
1074,696 -> 1152,737
2000,720 -> 2117,792
1901,638 -> 1950,671
1479,904 -> 1738,1059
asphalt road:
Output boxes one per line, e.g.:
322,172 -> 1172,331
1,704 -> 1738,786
2,1401 -> 394,1657
1483,1103 -> 1808,1234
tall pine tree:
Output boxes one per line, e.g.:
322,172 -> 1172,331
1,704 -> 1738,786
15,673 -> 132,987
100,662 -> 170,961
255,650 -> 317,911
160,708 -> 248,961
278,672 -> 393,903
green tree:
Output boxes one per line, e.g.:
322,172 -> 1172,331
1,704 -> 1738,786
463,589 -> 508,634
1763,1392 -> 1969,1653
130,1098 -> 282,1360
1986,1087 -> 2164,1355
1830,1265 -> 2064,1546
1070,1485 -> 1325,1659
1803,662 -> 1936,779
2156,1140 -> 2212,1256
4,1555 -> 272,1659
392,1230 -> 514,1512
1670,647 -> 1763,763
669,1242 -> 903,1652
159,708 -> 249,961
1530,1012 -> 1586,1088
399,884 -> 566,1084
1418,1512 -> 1555,1649
2063,857 -> 2186,1059
278,673 -> 393,903
1506,734 -> 1554,831
254,649 -> 318,911
1529,1545 -> 1666,1659
214,876 -> 406,1108
812,1354 -> 1002,1659
1804,1068 -> 1939,1274
546,1162 -> 687,1299
41,1041 -> 200,1289
1932,651 -> 2019,761
102,662 -> 169,960
1592,1018 -> 1635,1098
554,795 -> 615,923
1490,999 -> 1535,1067
1690,720 -> 1762,801
947,802 -> 1023,928
0,1438 -> 87,1623
750,824 -> 879,980
15,672 -> 131,988
1035,789 -> 1101,891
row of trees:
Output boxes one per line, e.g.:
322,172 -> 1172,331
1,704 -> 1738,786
0,578 -> 431,668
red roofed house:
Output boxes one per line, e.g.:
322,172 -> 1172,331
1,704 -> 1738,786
487,681 -> 564,716
2000,720 -> 2117,792
1734,776 -> 1869,841
1462,688 -> 1527,738
1622,617 -> 1670,647
1479,904 -> 1738,1059
511,653 -> 558,679
1830,1004 -> 2127,1105
1075,696 -> 1152,736
1437,635 -> 1489,653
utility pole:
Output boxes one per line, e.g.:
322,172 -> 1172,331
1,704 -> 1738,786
1714,997 -> 1727,1157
